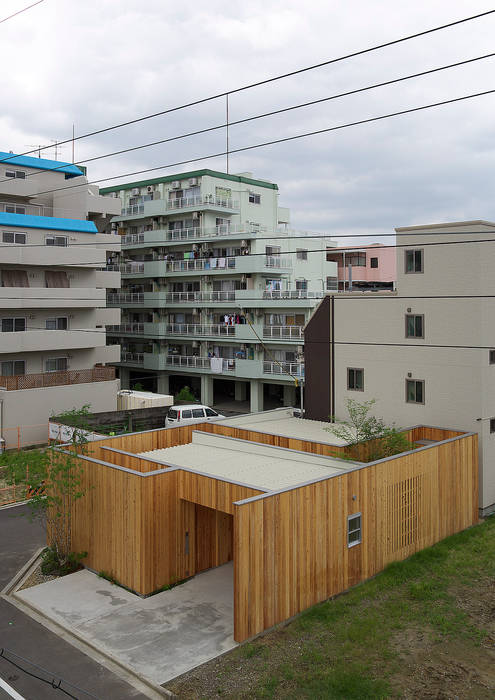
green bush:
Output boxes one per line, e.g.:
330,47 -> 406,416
41,547 -> 87,576
175,385 -> 197,403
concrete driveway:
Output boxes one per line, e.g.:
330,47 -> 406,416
16,561 -> 237,686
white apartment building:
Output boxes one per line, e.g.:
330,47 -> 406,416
0,151 -> 122,447
305,220 -> 495,516
101,169 -> 337,412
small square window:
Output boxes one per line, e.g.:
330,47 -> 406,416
347,367 -> 364,391
296,279 -> 308,290
406,379 -> 424,404
490,419 -> 495,434
248,192 -> 261,204
405,249 -> 423,273
347,513 -> 362,547
296,249 -> 308,260
1,360 -> 25,376
489,350 -> 495,364
370,257 -> 378,268
405,314 -> 424,339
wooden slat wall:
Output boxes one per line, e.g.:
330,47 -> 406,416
233,433 -> 478,642
178,470 -> 262,515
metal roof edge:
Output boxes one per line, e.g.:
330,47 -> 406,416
99,168 -> 279,193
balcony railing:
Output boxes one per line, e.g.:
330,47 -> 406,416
106,263 -> 144,274
165,323 -> 235,337
165,291 -> 235,303
262,290 -> 324,300
0,202 -> 53,217
107,292 -> 144,305
121,204 -> 145,216
263,325 -> 304,339
122,233 -> 145,245
264,255 -> 292,268
263,361 -> 305,377
165,257 -> 236,272
166,195 -> 239,211
0,366 -> 115,391
107,323 -> 144,334
166,224 -> 265,241
121,352 -> 144,364
165,355 -> 235,371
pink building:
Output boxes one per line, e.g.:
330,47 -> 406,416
326,243 -> 396,291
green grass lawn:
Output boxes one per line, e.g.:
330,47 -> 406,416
167,515 -> 495,699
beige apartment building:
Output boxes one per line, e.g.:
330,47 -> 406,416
0,152 -> 122,447
305,220 -> 495,516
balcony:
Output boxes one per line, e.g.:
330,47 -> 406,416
121,352 -> 144,365
263,326 -> 304,340
0,287 -> 107,310
164,355 -> 236,372
106,262 -> 144,274
0,366 -> 116,391
0,329 -> 105,353
107,292 -> 144,306
262,290 -> 324,300
165,195 -> 239,215
263,360 -> 304,377
107,323 -> 145,335
165,224 -> 265,243
165,323 -> 236,338
163,257 -> 236,274
0,202 -> 52,216
164,291 -> 235,303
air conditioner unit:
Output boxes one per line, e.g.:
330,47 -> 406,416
189,178 -> 198,186
147,186 -> 154,193
192,211 -> 200,220
131,188 -> 139,196
171,181 -> 181,189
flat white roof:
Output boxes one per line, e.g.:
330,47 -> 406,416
218,408 -> 351,447
139,431 -> 352,491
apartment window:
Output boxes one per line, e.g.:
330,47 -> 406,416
5,205 -> 26,215
490,350 -> 495,364
5,170 -> 25,179
347,367 -> 364,391
2,231 -> 26,244
296,279 -> 308,290
370,257 -> 378,268
349,253 -> 366,266
326,276 -> 338,290
266,245 -> 281,256
1,317 -> 26,332
405,314 -> 424,339
296,249 -> 308,260
406,379 -> 425,404
45,235 -> 68,247
347,513 -> 362,547
46,317 -> 68,330
248,192 -> 261,204
490,418 -> 495,434
1,360 -> 25,376
405,249 -> 423,273
45,357 -> 68,372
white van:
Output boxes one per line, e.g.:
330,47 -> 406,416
165,404 -> 225,427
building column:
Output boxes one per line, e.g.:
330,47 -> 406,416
235,381 -> 247,402
283,384 -> 296,407
156,373 -> 170,396
119,367 -> 130,390
201,375 -> 214,406
250,379 -> 263,413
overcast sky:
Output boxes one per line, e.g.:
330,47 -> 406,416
2,0 -> 495,242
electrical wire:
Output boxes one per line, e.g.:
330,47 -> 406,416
1,8 -> 492,166
0,0 -> 46,25
11,86 -> 495,201
2,50 -> 494,188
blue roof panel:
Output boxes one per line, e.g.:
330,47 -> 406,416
0,212 -> 97,233
0,152 -> 84,178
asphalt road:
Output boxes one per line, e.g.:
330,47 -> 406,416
0,503 -> 148,700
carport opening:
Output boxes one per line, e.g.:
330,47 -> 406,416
182,501 -> 234,577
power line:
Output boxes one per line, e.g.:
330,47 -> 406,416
0,0 -> 46,25
2,51 -> 494,189
16,86 -> 495,200
0,9 -> 492,166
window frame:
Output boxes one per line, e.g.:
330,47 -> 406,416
347,513 -> 362,548
248,192 -> 261,204
405,314 -> 424,339
347,367 -> 364,391
45,357 -> 68,372
45,316 -> 68,331
490,350 -> 495,365
490,418 -> 495,434
2,231 -> 26,244
370,257 -> 378,268
405,249 -> 424,274
405,378 -> 425,404
45,235 -> 68,247
1,360 -> 26,376
296,249 -> 308,261
1,317 -> 26,332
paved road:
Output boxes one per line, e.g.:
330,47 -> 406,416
0,504 -> 148,700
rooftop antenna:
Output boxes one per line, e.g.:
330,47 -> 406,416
49,139 -> 65,161
25,145 -> 42,158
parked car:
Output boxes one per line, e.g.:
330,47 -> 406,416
165,404 -> 225,427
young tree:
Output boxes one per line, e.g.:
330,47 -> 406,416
327,398 -> 415,461
4,408 -> 90,574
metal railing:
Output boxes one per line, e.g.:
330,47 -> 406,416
121,204 -> 145,216
107,323 -> 144,334
165,355 -> 236,371
165,323 -> 235,336
166,223 -> 264,241
122,233 -> 145,245
263,361 -> 305,377
106,262 -> 144,274
262,290 -> 324,299
0,202 -> 53,217
263,325 -> 304,339
165,256 -> 236,272
107,292 -> 144,305
166,195 -> 239,210
264,255 -> 292,268
165,291 -> 236,302
0,366 -> 115,390
121,352 -> 144,364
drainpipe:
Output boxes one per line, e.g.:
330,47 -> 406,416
348,264 -> 353,292
331,295 -> 335,422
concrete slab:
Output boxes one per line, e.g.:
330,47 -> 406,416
16,562 -> 237,686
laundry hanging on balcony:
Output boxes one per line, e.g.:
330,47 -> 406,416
210,357 -> 223,373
